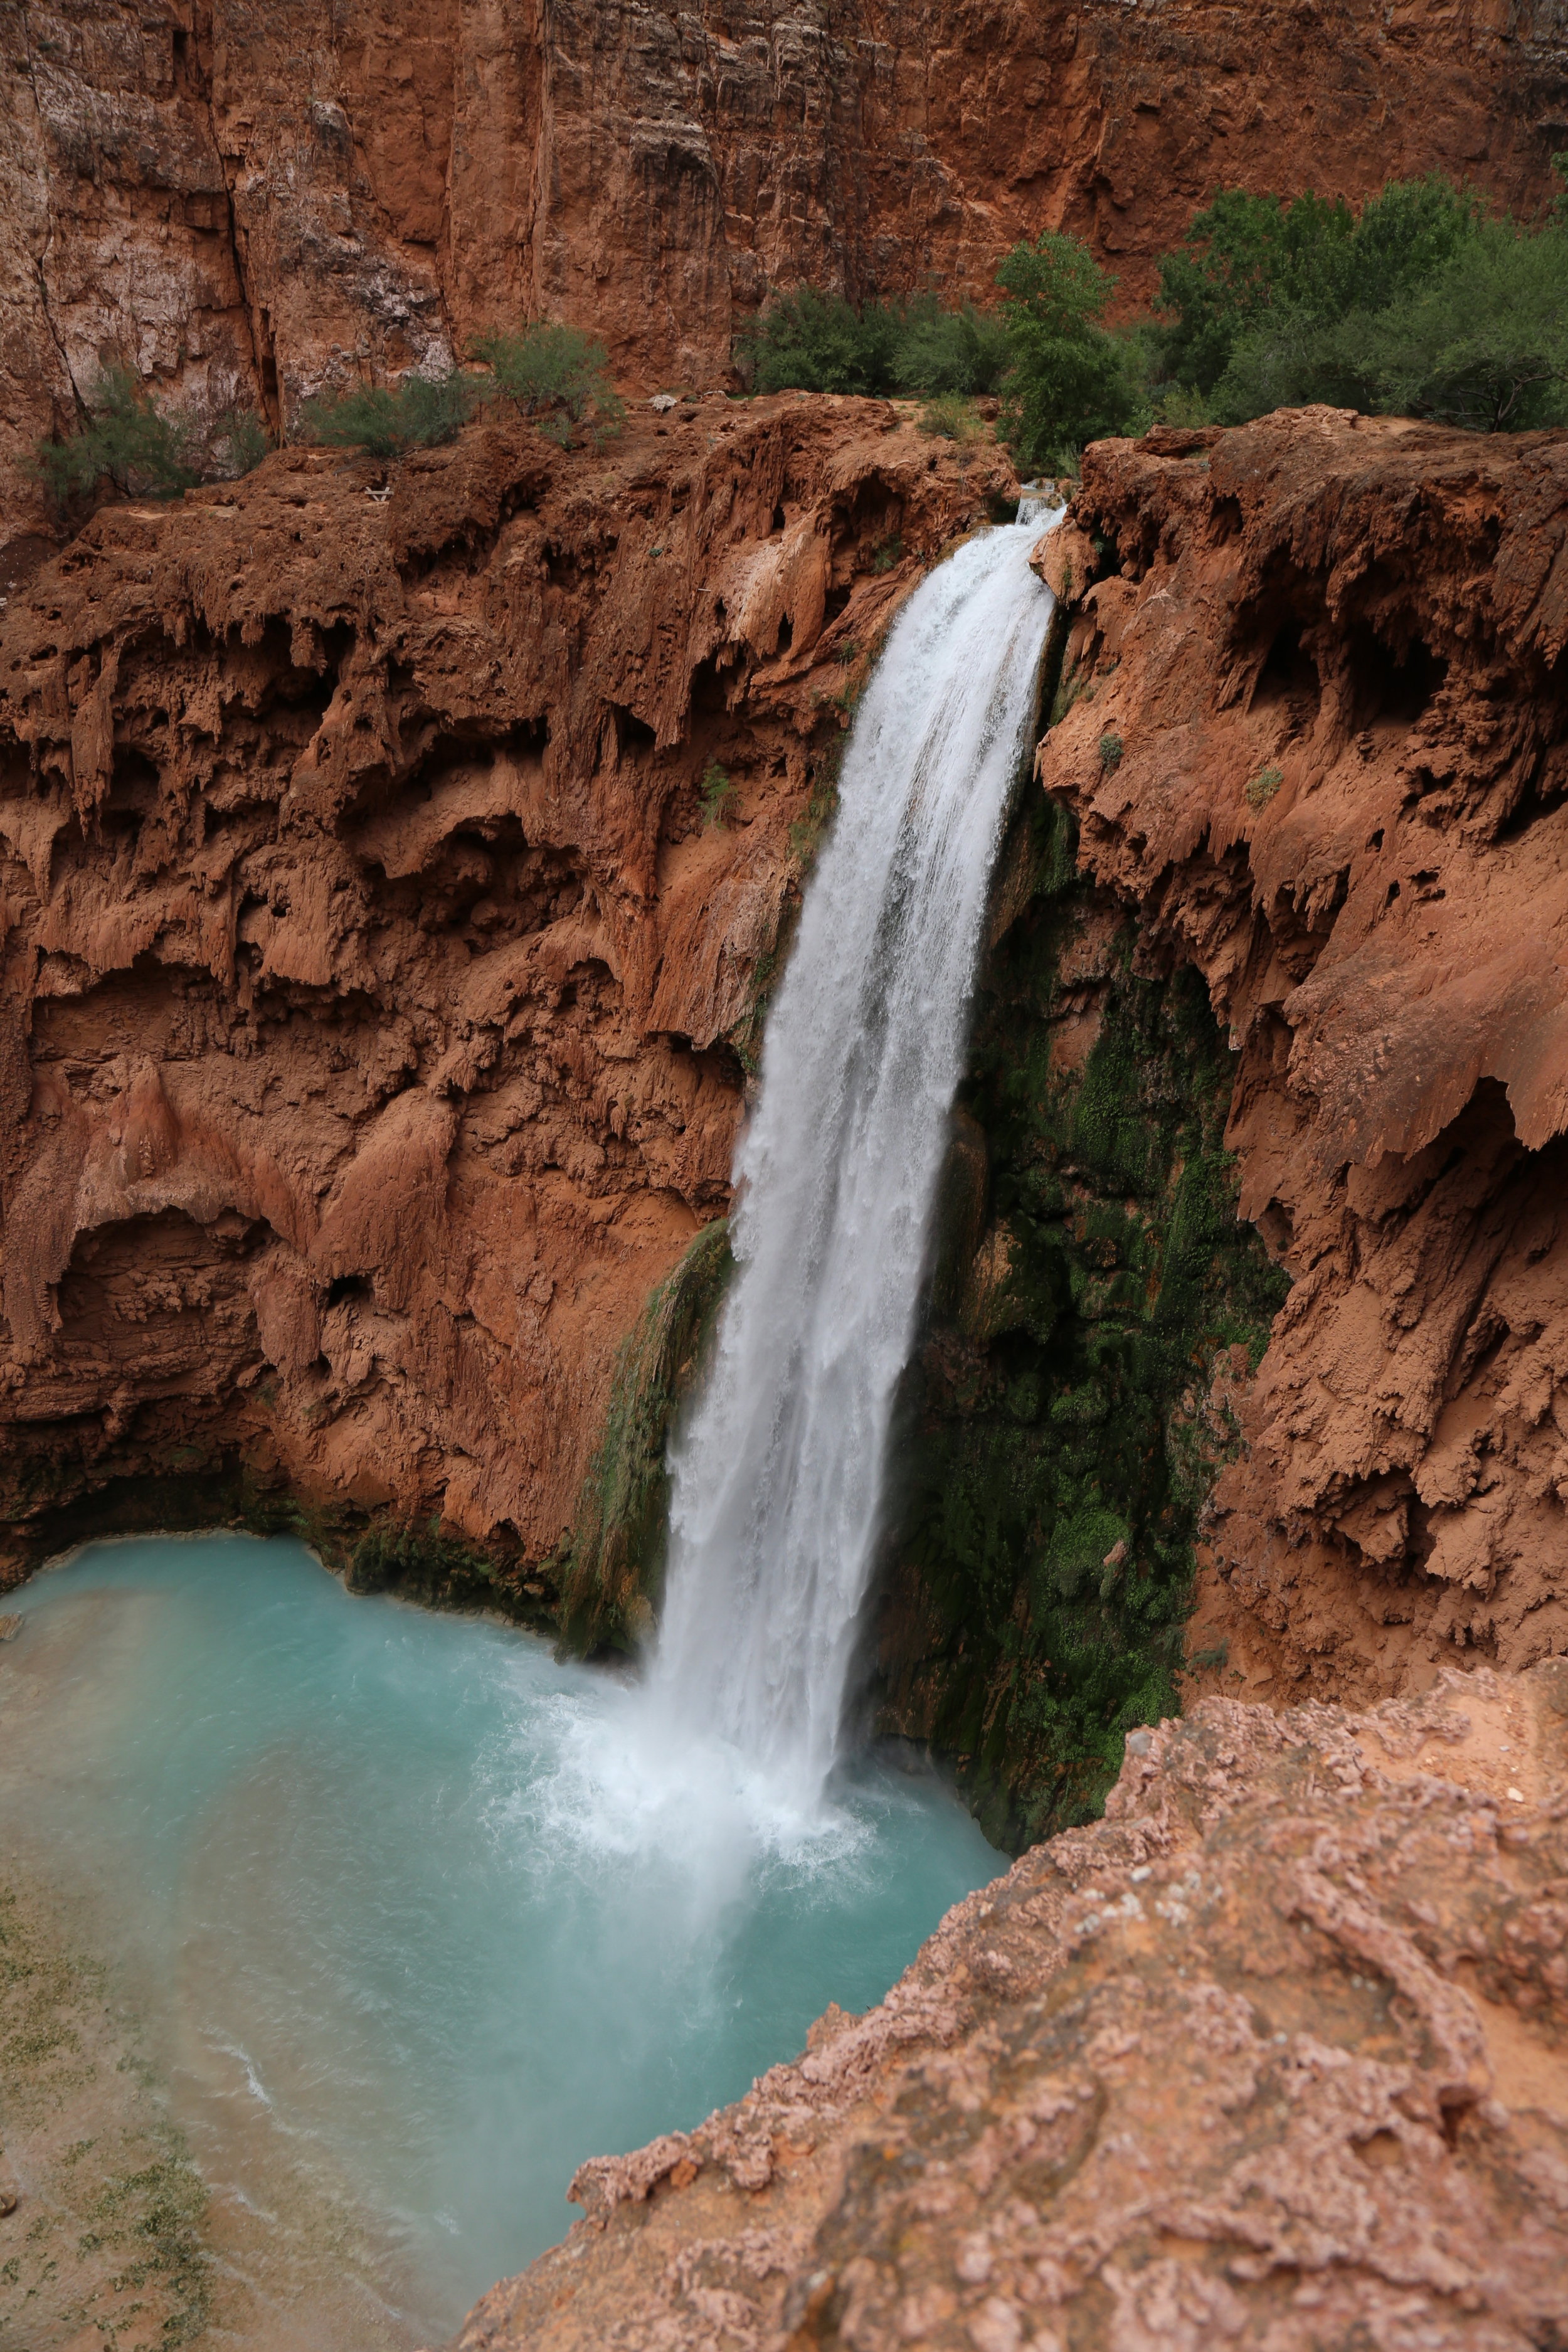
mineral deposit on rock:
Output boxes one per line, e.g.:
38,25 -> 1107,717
1037,411 -> 1568,1708
0,396 -> 1009,1584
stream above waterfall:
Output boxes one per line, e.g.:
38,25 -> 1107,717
0,1535 -> 998,2349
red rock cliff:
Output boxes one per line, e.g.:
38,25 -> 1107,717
4,0 -> 1566,527
0,395 -> 1009,1584
1039,408 -> 1568,1708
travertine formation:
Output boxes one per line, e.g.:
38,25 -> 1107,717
0,395 -> 1009,1582
455,1660 -> 1568,2351
4,0 -> 1566,526
1037,411 -> 1568,1707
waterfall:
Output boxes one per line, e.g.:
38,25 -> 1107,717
644,519 -> 1059,1818
1015,480 -> 1057,527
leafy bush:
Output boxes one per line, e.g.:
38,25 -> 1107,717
209,407 -> 270,477
699,760 -> 738,829
469,323 -> 625,443
1153,177 -> 1480,396
739,289 -> 1009,399
994,233 -> 1147,474
918,392 -> 985,442
742,288 -> 905,395
302,370 -> 482,457
1153,172 -> 1567,432
892,299 -> 1010,396
32,366 -> 198,504
1216,220 -> 1568,432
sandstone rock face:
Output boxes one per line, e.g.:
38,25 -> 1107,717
453,1660 -> 1568,2352
4,0 -> 1565,528
0,395 -> 1009,1583
1039,411 -> 1568,1707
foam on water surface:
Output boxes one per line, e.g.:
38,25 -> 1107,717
0,1534 -> 999,2346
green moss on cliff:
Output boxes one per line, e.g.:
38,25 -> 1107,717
878,795 -> 1287,1851
558,1219 -> 734,1654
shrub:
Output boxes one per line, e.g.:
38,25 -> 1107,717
738,289 -> 1009,400
301,370 -> 481,457
469,323 -> 625,443
994,232 -> 1147,474
699,760 -> 738,829
1246,765 -> 1283,810
32,366 -> 198,505
1099,732 -> 1125,770
741,288 -> 907,395
209,407 -> 270,477
892,299 -> 1010,396
1152,178 -> 1480,399
918,392 -> 985,442
1150,171 -> 1567,433
1350,221 -> 1568,430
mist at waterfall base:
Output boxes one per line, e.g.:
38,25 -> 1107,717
2,1535 -> 999,2343
0,517 -> 1057,2343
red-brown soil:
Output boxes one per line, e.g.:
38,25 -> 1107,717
1038,410 -> 1568,1709
0,395 -> 1010,1586
4,0 -> 1565,527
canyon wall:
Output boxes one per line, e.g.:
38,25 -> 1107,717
0,393 -> 1009,1590
1039,407 -> 1568,1712
5,0 -> 1567,529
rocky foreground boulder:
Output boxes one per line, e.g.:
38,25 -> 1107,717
455,1665 -> 1568,2351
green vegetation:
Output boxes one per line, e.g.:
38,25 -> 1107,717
739,166 -> 1568,484
302,369 -> 481,457
31,369 -> 272,512
1098,732 -> 1124,770
558,1221 -> 734,1653
993,232 -> 1147,473
1246,764 -> 1284,810
302,324 -> 625,456
699,759 -> 739,829
918,392 -> 986,443
31,367 -> 199,504
1159,176 -> 1568,430
739,288 -> 1009,398
467,322 -> 626,445
211,405 -> 270,477
33,318 -> 623,516
882,796 -> 1289,1851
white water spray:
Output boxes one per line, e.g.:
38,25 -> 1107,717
644,519 -> 1059,1819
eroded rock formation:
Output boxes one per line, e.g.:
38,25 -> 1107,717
5,0 -> 1566,526
0,395 -> 1009,1586
454,1658 -> 1568,2352
1038,410 -> 1568,1706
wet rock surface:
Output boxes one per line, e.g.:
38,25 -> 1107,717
0,397 -> 1007,1586
451,1662 -> 1568,2351
1039,411 -> 1568,1710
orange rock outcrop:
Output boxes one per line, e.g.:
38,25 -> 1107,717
4,0 -> 1565,527
454,1660 -> 1568,2352
0,395 -> 1010,1582
1038,410 -> 1568,1706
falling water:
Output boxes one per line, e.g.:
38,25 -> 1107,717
647,518 -> 1059,1814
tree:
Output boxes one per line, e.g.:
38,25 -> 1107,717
32,367 -> 198,505
994,233 -> 1145,473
